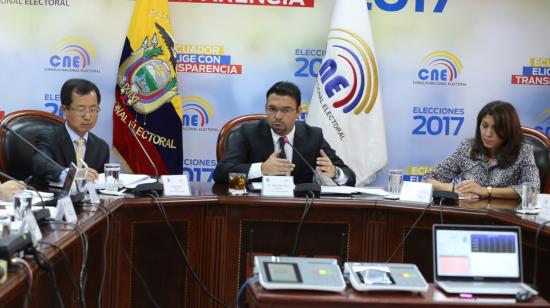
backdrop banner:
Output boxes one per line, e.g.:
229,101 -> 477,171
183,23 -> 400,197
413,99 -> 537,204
0,0 -> 548,186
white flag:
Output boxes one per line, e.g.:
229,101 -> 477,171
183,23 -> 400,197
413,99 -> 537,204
307,0 -> 387,186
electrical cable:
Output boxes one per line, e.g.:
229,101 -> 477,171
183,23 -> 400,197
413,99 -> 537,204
237,276 -> 257,308
147,191 -> 229,308
32,249 -> 65,308
385,203 -> 432,263
291,191 -> 314,256
39,240 -> 79,305
87,202 -> 110,308
106,208 -> 162,308
41,219 -> 88,308
13,257 -> 33,308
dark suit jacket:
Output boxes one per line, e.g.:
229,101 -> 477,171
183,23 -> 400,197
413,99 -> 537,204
213,120 -> 356,186
32,124 -> 110,182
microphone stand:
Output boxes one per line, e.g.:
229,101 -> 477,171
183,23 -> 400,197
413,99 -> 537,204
282,138 -> 322,197
128,127 -> 164,196
432,160 -> 485,206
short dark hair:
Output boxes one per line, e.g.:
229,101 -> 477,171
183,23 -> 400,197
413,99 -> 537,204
265,81 -> 301,107
60,79 -> 101,107
471,100 -> 522,168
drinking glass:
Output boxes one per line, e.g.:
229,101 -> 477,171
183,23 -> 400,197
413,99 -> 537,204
12,190 -> 33,221
386,169 -> 403,199
228,173 -> 247,195
104,163 -> 121,192
521,183 -> 538,211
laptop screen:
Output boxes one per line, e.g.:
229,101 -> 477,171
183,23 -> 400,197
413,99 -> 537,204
433,224 -> 522,281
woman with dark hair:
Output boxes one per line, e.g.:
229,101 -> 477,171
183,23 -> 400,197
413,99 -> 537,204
425,101 -> 540,199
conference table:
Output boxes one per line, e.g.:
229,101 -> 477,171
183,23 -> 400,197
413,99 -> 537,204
0,182 -> 549,308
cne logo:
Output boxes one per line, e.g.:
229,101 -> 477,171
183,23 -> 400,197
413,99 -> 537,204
318,28 -> 379,115
182,96 -> 218,132
414,50 -> 465,86
534,108 -> 550,137
46,38 -> 99,73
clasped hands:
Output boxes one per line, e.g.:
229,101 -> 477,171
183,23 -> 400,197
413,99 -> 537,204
261,149 -> 337,177
453,180 -> 489,199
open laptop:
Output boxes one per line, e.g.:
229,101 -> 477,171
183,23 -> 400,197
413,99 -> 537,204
433,224 -> 538,295
43,163 -> 80,207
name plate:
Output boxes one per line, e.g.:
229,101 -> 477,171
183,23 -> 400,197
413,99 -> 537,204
161,175 -> 191,196
261,176 -> 295,197
56,195 -> 77,224
399,181 -> 432,204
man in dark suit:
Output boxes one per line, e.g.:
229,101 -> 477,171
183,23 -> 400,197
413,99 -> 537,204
32,79 -> 110,183
213,81 -> 356,186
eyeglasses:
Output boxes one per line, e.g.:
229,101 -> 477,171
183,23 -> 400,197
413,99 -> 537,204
265,106 -> 296,115
69,106 -> 101,115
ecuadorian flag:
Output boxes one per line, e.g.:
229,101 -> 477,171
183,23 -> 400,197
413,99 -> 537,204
113,0 -> 183,175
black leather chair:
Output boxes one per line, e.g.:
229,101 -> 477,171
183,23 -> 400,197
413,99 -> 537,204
216,114 -> 266,161
0,110 -> 64,181
522,127 -> 550,194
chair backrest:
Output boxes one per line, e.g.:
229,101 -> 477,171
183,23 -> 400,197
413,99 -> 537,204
216,114 -> 266,161
522,127 -> 550,193
0,110 -> 64,181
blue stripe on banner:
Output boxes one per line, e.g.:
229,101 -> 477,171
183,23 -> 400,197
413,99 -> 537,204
176,54 -> 231,64
523,66 -> 550,76
403,175 -> 425,182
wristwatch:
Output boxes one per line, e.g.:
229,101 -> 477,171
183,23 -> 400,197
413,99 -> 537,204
486,186 -> 493,199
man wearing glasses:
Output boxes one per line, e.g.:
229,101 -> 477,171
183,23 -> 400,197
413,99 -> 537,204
32,79 -> 109,183
214,81 -> 355,186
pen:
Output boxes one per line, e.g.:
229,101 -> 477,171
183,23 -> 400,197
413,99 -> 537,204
23,175 -> 33,184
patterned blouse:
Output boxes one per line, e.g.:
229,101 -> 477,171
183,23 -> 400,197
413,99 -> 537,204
424,138 -> 540,196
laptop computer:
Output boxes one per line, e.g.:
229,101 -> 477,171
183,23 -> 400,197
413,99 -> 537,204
43,163 -> 82,207
433,224 -> 538,295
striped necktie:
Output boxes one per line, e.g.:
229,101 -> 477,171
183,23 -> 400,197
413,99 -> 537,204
277,136 -> 287,159
75,137 -> 85,167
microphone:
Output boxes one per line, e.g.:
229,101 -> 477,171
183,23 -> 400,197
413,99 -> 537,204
128,127 -> 164,196
432,159 -> 485,205
0,170 -> 49,221
2,122 -> 65,173
282,137 -> 323,197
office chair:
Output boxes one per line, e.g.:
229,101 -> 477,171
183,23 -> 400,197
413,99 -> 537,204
0,110 -> 64,181
522,127 -> 550,193
216,114 -> 266,161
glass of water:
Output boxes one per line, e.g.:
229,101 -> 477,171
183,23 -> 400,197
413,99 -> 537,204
12,190 -> 33,222
521,183 -> 538,212
104,163 -> 121,192
386,169 -> 403,199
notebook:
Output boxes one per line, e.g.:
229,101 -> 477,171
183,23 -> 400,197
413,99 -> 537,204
433,224 -> 537,295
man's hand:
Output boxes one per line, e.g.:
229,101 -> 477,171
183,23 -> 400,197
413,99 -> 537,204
261,150 -> 294,175
0,180 -> 25,201
316,149 -> 336,178
86,168 -> 100,183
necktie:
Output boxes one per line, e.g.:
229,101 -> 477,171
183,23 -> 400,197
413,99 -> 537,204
277,137 -> 287,159
75,138 -> 85,167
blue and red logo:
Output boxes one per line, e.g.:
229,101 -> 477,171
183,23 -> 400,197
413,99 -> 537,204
414,50 -> 465,86
534,108 -> 550,137
317,28 -> 379,115
45,38 -> 99,73
182,96 -> 218,131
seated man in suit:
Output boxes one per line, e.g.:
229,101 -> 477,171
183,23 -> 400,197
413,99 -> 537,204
214,81 -> 356,186
0,180 -> 25,201
32,78 -> 110,183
